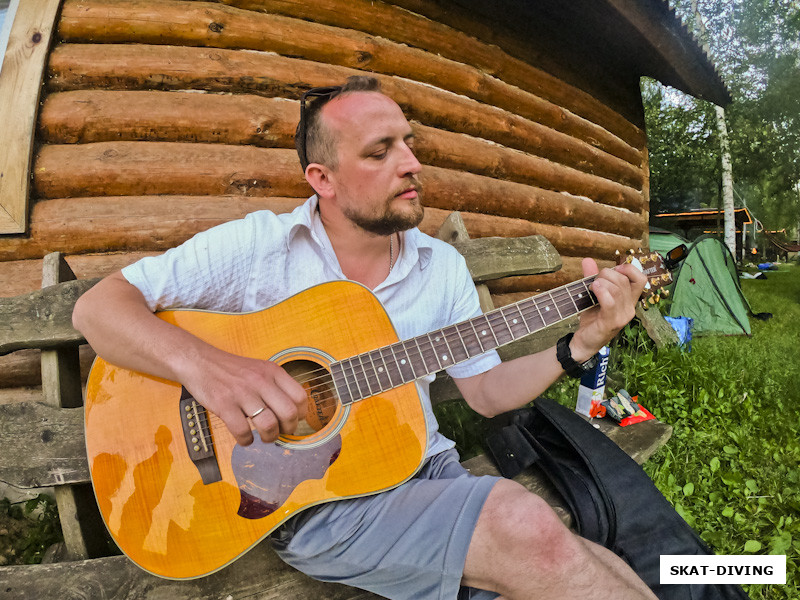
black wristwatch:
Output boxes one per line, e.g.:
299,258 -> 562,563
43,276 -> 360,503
556,333 -> 598,378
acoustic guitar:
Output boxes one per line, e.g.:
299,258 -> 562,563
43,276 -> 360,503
84,250 -> 671,579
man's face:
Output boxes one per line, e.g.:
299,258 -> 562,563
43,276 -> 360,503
319,92 -> 424,236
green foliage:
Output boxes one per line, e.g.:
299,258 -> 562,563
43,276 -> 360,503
645,0 -> 800,233
0,494 -> 63,565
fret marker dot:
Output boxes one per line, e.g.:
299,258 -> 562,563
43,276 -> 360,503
378,367 -> 384,373
442,355 -> 448,361
545,306 -> 550,311
435,337 -> 441,342
578,293 -> 583,298
512,319 -> 518,324
401,359 -> 406,365
481,330 -> 487,336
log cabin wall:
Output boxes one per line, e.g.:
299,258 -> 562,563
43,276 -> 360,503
0,0 -> 650,397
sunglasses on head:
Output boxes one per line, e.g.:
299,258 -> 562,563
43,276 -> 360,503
296,86 -> 343,171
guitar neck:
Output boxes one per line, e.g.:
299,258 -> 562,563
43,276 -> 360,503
331,275 -> 599,404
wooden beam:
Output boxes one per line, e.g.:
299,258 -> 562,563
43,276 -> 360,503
451,236 -> 562,283
0,0 -> 62,234
0,278 -> 99,354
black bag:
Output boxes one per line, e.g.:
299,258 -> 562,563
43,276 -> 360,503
486,397 -> 750,600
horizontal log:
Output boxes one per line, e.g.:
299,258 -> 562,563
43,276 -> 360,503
414,124 -> 643,212
34,143 -> 312,199
39,89 -> 299,147
0,346 -> 94,389
47,43 -> 644,188
37,90 -> 643,212
421,167 -> 644,239
422,207 -> 644,261
0,279 -> 100,355
212,0 -> 646,149
57,0 -> 641,167
30,141 -> 643,238
0,251 -> 160,298
0,196 -> 305,262
0,387 -> 44,405
0,196 -> 641,264
451,236 -> 561,282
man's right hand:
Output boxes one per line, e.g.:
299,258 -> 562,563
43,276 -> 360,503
179,349 -> 308,446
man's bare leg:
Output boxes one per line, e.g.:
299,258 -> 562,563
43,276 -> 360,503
462,479 -> 657,600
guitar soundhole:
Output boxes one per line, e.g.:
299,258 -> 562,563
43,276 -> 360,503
282,359 -> 339,437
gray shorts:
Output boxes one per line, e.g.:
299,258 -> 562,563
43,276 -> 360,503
270,448 -> 501,600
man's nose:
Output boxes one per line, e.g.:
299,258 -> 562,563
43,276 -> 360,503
398,143 -> 422,176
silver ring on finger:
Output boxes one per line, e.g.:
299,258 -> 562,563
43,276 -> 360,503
248,407 -> 266,419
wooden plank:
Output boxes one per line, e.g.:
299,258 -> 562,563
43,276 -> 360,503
0,0 -> 61,234
0,401 -> 89,487
635,302 -> 679,349
0,541 -> 382,600
451,236 -> 562,282
0,278 -> 99,354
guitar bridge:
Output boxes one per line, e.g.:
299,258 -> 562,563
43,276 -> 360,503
179,387 -> 222,484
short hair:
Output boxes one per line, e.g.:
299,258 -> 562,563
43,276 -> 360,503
295,76 -> 383,171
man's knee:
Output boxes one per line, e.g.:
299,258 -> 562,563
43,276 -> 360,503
473,481 -> 585,580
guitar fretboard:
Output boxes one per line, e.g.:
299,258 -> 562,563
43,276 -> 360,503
330,276 -> 598,404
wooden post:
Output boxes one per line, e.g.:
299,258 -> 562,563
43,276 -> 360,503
434,212 -> 494,312
40,252 -> 108,560
0,0 -> 62,233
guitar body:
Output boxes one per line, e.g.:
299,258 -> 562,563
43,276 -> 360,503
85,281 -> 427,579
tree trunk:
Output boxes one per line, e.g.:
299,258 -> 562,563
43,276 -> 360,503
715,105 -> 736,258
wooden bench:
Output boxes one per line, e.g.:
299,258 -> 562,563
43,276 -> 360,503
0,213 -> 672,598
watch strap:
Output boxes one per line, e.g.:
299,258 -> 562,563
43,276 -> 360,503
556,333 -> 597,378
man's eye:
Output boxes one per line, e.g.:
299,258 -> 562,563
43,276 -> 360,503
371,150 -> 387,159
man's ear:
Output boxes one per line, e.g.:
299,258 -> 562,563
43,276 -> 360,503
305,163 -> 335,199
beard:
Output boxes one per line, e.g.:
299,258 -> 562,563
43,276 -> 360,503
343,181 -> 425,236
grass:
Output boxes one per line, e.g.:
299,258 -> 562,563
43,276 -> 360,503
438,262 -> 800,600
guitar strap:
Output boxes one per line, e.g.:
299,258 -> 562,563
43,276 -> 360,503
486,397 -> 750,600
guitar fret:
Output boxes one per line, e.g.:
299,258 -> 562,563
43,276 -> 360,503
565,284 -> 580,314
402,339 -> 425,378
475,314 -> 499,349
497,309 -> 517,342
331,362 -> 354,404
468,320 -> 486,353
344,358 -> 368,402
510,303 -> 532,336
424,333 -> 445,370
548,291 -> 564,320
365,351 -> 387,392
377,347 -> 398,388
436,329 -> 458,365
357,353 -> 379,396
389,344 -> 414,382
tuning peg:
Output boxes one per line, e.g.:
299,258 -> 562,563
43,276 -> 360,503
654,294 -> 661,303
662,289 -> 670,297
648,295 -> 656,304
629,249 -> 636,255
661,273 -> 671,282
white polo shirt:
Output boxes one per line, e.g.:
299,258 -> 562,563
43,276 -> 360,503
122,196 -> 501,457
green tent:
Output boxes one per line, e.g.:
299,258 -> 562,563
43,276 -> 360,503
649,231 -> 752,336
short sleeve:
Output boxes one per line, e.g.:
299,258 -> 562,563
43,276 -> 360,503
121,215 -> 259,313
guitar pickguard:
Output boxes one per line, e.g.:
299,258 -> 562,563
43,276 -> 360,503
231,434 -> 342,519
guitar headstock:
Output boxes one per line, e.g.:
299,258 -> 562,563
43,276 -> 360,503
616,249 -> 673,307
